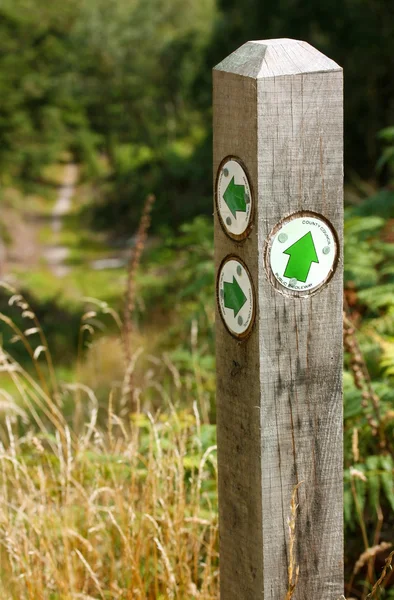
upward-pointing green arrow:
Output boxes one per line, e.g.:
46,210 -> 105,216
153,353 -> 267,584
283,231 -> 319,282
223,177 -> 246,218
223,276 -> 247,316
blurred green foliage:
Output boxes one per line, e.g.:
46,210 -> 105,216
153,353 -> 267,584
1,0 -> 393,228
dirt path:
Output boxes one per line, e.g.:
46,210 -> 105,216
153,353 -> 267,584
43,163 -> 79,277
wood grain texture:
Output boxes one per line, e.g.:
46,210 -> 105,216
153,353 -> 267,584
213,39 -> 343,599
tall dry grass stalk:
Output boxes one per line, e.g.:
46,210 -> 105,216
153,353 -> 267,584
343,306 -> 386,450
122,194 -> 155,410
346,542 -> 392,597
284,482 -> 302,600
366,550 -> 394,599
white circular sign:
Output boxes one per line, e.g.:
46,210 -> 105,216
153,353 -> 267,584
269,215 -> 337,293
216,158 -> 253,239
217,257 -> 255,338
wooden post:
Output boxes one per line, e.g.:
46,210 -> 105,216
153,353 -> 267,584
213,39 -> 343,599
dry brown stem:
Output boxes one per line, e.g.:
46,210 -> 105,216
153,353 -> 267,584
366,550 -> 394,598
353,543 -> 392,576
343,303 -> 386,449
122,193 -> 155,409
284,481 -> 303,600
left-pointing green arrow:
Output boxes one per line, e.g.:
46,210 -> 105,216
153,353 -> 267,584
223,177 -> 246,218
223,276 -> 247,316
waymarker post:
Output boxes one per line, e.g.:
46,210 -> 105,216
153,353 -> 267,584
213,39 -> 343,599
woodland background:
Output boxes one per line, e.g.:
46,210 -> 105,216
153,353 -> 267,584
0,1 -> 393,598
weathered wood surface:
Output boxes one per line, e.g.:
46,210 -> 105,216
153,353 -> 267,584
214,39 -> 343,599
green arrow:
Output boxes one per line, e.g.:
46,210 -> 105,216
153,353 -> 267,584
283,231 -> 319,282
223,177 -> 246,218
223,276 -> 247,316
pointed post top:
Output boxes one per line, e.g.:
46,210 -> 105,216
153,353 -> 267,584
214,38 -> 341,79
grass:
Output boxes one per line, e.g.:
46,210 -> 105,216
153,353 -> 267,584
0,399 -> 219,599
0,280 -> 393,599
15,265 -> 126,308
0,287 -> 219,600
0,185 -> 220,598
1,164 -> 393,599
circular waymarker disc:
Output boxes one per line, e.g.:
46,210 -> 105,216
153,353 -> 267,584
268,213 -> 338,295
216,157 -> 253,240
217,256 -> 255,339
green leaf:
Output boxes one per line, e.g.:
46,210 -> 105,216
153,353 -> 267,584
358,285 -> 394,311
366,455 -> 381,513
380,455 -> 394,511
344,372 -> 363,419
344,486 -> 354,528
353,464 -> 367,515
378,126 -> 394,141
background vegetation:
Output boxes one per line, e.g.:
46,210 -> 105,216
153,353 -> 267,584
0,0 -> 393,598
